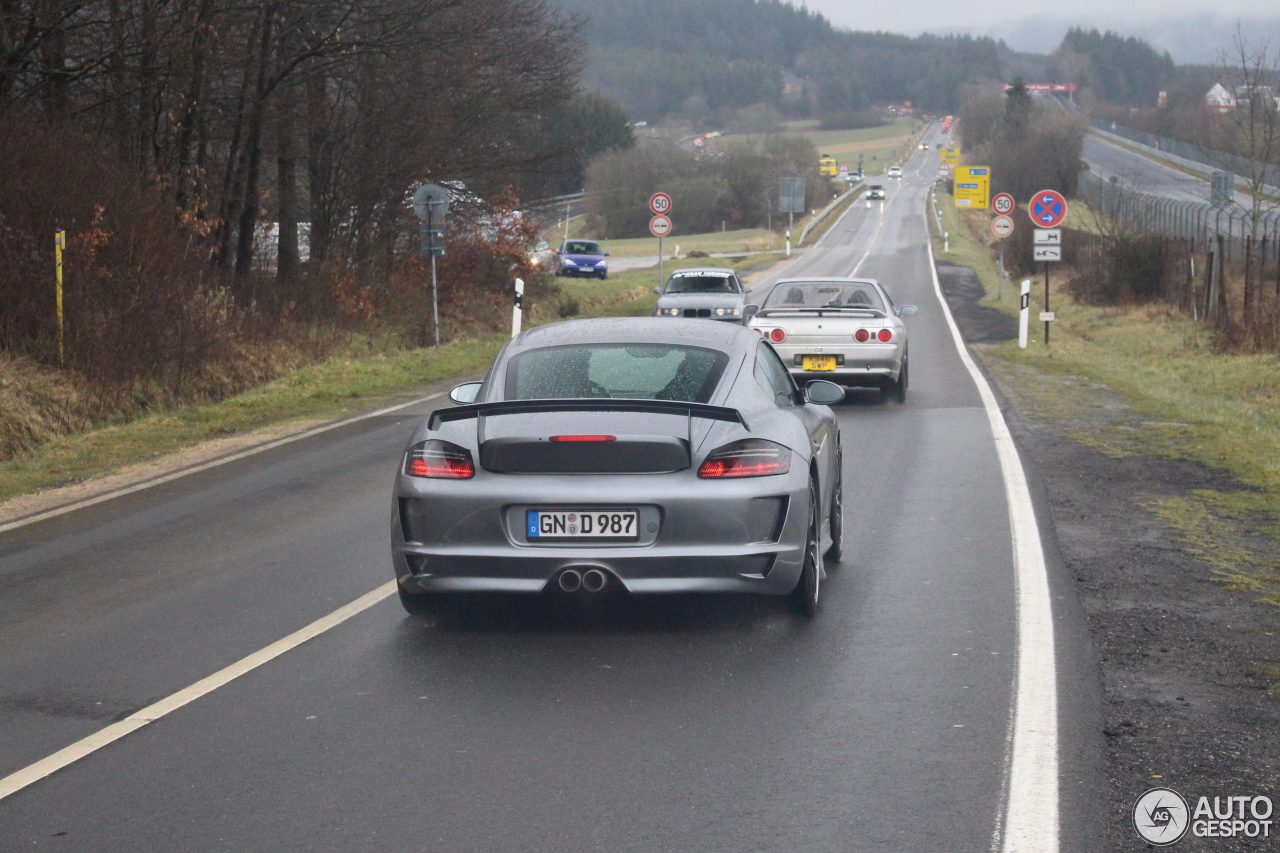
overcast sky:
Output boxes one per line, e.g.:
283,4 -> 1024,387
799,2 -> 1279,64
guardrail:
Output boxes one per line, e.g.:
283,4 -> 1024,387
1077,170 -> 1280,262
1088,117 -> 1280,196
797,182 -> 862,246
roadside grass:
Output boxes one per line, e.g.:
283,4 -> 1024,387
0,337 -> 507,504
0,253 -> 781,504
730,118 -> 919,175
585,228 -> 774,258
799,185 -> 864,247
931,187 -> 1280,610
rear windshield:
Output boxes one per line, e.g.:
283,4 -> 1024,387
506,344 -> 730,403
563,241 -> 601,255
664,273 -> 738,294
763,281 -> 886,312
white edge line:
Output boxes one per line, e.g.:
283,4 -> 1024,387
921,202 -> 1060,851
0,581 -> 397,802
0,391 -> 446,535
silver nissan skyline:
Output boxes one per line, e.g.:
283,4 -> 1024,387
391,318 -> 845,616
746,277 -> 917,401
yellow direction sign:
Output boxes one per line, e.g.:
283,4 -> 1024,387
939,145 -> 961,165
954,165 -> 990,209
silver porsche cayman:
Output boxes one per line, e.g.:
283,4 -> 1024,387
391,317 -> 845,616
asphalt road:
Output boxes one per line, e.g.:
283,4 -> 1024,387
0,128 -> 1100,851
1082,133 -> 1253,207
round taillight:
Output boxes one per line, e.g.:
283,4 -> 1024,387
854,328 -> 870,343
769,328 -> 786,343
878,328 -> 893,343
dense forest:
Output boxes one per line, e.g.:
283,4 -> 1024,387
553,0 -> 1004,123
0,0 -> 631,391
1047,28 -> 1178,107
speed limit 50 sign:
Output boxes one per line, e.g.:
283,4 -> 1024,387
992,193 -> 1015,216
649,192 -> 672,216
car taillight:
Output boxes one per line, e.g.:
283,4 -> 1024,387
854,328 -> 870,343
698,439 -> 791,479
878,328 -> 893,342
405,440 -> 474,479
550,435 -> 616,443
769,328 -> 786,343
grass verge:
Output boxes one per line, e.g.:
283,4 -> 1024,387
932,186 -> 1280,609
0,253 -> 780,505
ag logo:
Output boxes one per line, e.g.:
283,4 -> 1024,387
1134,788 -> 1190,846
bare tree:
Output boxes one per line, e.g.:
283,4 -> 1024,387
1221,24 -> 1280,323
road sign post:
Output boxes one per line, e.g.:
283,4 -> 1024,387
54,229 -> 65,366
779,178 -> 804,258
1029,191 -> 1068,346
954,166 -> 990,209
413,184 -> 450,348
650,212 -> 673,287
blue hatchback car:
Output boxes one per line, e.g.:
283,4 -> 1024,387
557,239 -> 609,280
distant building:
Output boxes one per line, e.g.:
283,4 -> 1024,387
1235,84 -> 1279,113
1204,83 -> 1235,112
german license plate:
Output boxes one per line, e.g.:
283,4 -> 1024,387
802,355 -> 836,371
527,510 -> 639,539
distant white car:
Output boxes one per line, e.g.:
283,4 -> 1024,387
918,142 -> 929,150
528,240 -> 553,269
887,166 -> 903,178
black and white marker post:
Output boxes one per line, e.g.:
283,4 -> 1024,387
511,277 -> 524,338
1019,279 -> 1031,349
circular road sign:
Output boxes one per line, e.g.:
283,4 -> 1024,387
649,192 -> 673,216
991,215 -> 1014,240
992,192 -> 1015,215
1029,189 -> 1067,228
649,214 -> 673,238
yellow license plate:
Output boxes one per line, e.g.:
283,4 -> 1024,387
802,355 -> 836,371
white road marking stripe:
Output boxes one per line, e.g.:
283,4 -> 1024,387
0,581 -> 397,801
849,202 -> 887,277
922,205 -> 1060,851
0,392 -> 446,535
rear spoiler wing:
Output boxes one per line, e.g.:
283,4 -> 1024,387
428,398 -> 748,430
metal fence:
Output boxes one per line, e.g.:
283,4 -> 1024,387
1077,170 -> 1280,264
1089,117 -> 1280,192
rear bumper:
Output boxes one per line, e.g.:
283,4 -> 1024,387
391,465 -> 809,596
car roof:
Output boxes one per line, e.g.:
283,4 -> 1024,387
773,276 -> 881,287
510,317 -> 758,356
668,267 -> 735,277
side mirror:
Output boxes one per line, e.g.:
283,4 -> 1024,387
897,304 -> 918,317
449,381 -> 482,405
743,304 -> 760,320
804,380 -> 845,406
653,287 -> 662,295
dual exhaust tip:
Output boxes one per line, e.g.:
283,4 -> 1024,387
557,568 -> 609,593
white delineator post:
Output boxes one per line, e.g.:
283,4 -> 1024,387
1019,279 -> 1031,349
511,277 -> 524,339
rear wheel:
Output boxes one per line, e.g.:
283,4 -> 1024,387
790,478 -> 822,616
883,353 -> 908,403
826,454 -> 844,562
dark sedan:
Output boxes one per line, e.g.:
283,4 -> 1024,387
556,239 -> 609,279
